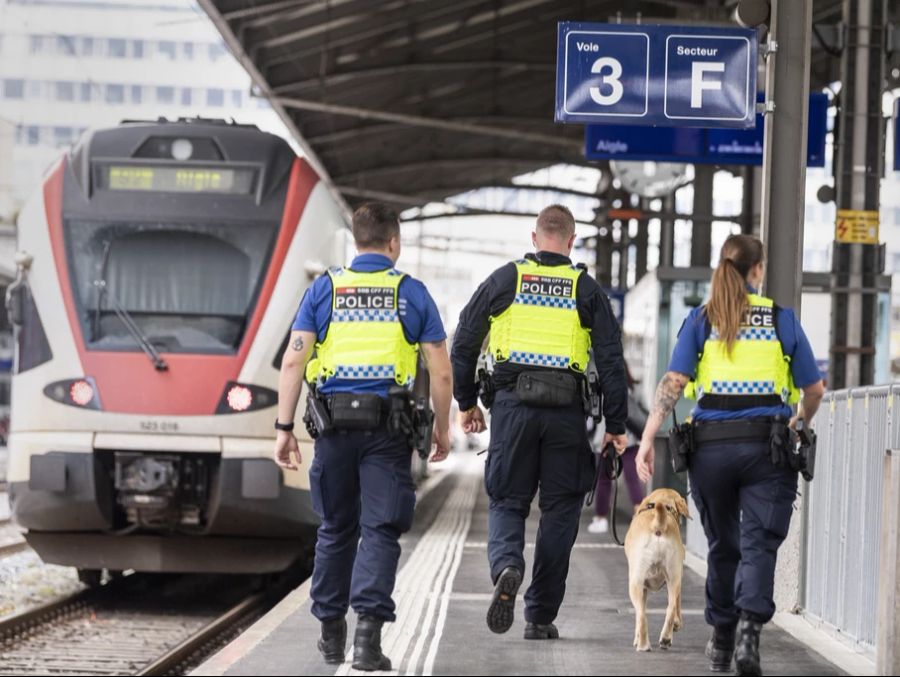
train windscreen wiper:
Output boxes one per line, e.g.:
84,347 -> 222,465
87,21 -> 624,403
93,280 -> 168,371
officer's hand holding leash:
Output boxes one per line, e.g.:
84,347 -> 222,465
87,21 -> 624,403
603,432 -> 628,456
461,405 -> 487,434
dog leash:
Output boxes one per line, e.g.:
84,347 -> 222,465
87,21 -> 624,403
595,443 -> 625,547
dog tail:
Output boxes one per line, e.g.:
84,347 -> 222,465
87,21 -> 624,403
651,503 -> 667,534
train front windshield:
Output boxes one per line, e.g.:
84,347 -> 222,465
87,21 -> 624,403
66,218 -> 277,354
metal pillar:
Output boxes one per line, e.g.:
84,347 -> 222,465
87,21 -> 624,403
759,0 -> 812,311
829,0 -> 887,389
659,194 -> 676,269
691,165 -> 714,267
595,226 -> 613,288
635,201 -> 649,281
741,166 -> 761,236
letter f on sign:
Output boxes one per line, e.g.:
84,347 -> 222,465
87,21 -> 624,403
691,61 -> 725,108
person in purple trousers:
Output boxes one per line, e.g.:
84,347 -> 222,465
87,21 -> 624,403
588,364 -> 646,534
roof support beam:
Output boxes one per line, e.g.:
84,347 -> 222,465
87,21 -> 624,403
336,184 -> 607,205
275,97 -> 581,149
333,158 -> 595,184
271,60 -> 554,93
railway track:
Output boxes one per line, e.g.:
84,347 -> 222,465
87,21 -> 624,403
0,572 -> 292,675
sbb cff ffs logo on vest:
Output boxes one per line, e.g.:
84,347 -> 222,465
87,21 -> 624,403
520,275 -> 574,298
334,287 -> 395,310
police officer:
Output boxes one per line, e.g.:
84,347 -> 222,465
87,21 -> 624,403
274,202 -> 452,671
451,204 -> 629,639
635,234 -> 825,675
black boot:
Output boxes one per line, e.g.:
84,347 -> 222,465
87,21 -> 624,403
352,616 -> 391,672
486,566 -> 522,634
734,618 -> 763,676
524,622 -> 559,640
317,617 -> 347,664
705,624 -> 736,672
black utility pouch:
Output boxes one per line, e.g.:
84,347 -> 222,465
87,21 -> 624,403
515,371 -> 578,408
667,422 -> 693,473
329,393 -> 384,430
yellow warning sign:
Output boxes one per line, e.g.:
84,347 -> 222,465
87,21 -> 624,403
835,209 -> 879,244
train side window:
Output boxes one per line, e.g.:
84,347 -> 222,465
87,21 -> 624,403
272,329 -> 290,370
15,285 -> 52,374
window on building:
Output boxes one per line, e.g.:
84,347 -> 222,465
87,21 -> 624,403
80,82 -> 93,102
183,42 -> 194,59
27,126 -> 40,145
105,84 -> 125,104
108,38 -> 127,58
29,35 -> 45,54
209,43 -> 226,61
206,88 -> 224,107
231,90 -> 243,107
133,40 -> 144,59
180,88 -> 192,106
131,85 -> 142,104
81,36 -> 94,56
55,81 -> 75,102
56,35 -> 76,56
158,41 -> 177,59
156,86 -> 175,104
2,79 -> 25,99
54,127 -> 73,146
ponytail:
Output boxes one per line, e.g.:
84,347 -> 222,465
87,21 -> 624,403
705,235 -> 765,356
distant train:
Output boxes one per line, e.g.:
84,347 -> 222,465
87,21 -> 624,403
6,119 -> 346,579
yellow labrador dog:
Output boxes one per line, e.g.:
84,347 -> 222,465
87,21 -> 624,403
624,488 -> 691,652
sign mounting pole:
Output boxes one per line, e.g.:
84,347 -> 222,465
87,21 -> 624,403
758,0 -> 812,311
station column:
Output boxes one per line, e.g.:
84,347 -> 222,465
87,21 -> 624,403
828,0 -> 889,388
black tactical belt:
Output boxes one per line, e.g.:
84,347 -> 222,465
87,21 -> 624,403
692,418 -> 776,445
697,394 -> 784,410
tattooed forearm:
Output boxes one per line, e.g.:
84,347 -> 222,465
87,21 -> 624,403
291,336 -> 304,351
652,372 -> 689,420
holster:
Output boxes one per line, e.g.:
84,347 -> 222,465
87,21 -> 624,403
667,422 -> 693,473
477,367 -> 496,409
514,370 -> 579,408
303,388 -> 333,439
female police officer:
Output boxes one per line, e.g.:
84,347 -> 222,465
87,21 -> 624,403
635,234 -> 824,676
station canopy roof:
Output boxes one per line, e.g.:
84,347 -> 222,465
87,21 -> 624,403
200,0 -> 897,215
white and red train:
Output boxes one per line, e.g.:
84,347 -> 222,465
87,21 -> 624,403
6,119 -> 346,577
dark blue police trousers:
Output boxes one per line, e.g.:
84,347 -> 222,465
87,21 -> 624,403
688,439 -> 798,627
308,428 -> 416,623
485,390 -> 595,625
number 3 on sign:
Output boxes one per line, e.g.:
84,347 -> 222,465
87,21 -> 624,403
589,57 -> 624,106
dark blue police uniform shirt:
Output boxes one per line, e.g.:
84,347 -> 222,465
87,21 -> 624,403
292,253 -> 447,396
668,290 -> 822,422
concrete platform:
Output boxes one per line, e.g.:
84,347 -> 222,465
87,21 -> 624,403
194,453 -> 849,676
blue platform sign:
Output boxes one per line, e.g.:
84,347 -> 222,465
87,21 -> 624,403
585,92 -> 829,167
556,22 -> 758,128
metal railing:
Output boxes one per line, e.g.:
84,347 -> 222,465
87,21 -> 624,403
804,386 -> 897,650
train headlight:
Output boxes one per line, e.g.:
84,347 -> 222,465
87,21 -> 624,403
171,138 -> 193,161
227,385 -> 253,412
43,377 -> 101,409
215,381 -> 277,415
70,380 -> 95,407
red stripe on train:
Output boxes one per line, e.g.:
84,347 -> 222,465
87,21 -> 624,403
44,157 -> 319,415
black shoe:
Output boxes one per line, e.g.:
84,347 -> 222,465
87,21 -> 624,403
705,625 -> 736,672
486,566 -> 522,634
734,618 -> 763,676
524,622 -> 559,640
352,616 -> 392,672
317,617 -> 347,665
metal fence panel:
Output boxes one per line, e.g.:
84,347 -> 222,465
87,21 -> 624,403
804,386 -> 891,649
